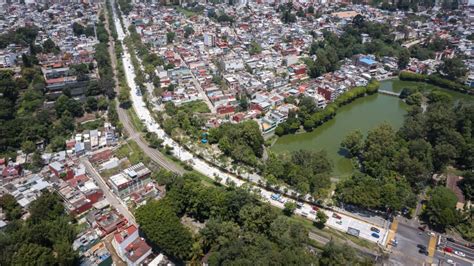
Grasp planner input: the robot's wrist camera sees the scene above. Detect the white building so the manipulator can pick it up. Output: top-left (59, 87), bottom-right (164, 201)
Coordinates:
top-left (112, 225), bottom-right (152, 266)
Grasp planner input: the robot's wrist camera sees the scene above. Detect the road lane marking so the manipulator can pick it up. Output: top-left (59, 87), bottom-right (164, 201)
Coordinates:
top-left (427, 234), bottom-right (437, 263)
top-left (386, 219), bottom-right (399, 248)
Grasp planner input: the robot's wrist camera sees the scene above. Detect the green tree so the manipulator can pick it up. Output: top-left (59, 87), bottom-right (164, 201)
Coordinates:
top-left (438, 57), bottom-right (468, 81)
top-left (166, 31), bottom-right (176, 44)
top-left (423, 186), bottom-right (460, 230)
top-left (340, 130), bottom-right (363, 158)
top-left (283, 201), bottom-right (297, 216)
top-left (406, 92), bottom-right (423, 106)
top-left (85, 96), bottom-right (98, 112)
top-left (184, 26), bottom-right (194, 38)
top-left (136, 200), bottom-right (193, 260)
top-left (11, 243), bottom-right (55, 266)
top-left (398, 48), bottom-right (410, 69)
top-left (42, 38), bottom-right (57, 53)
top-left (319, 241), bottom-right (362, 265)
top-left (72, 22), bottom-right (85, 36)
top-left (314, 211), bottom-right (328, 229)
top-left (0, 194), bottom-right (22, 220)
top-left (249, 40), bottom-right (262, 55)
top-left (362, 123), bottom-right (398, 178)
top-left (21, 140), bottom-right (36, 157)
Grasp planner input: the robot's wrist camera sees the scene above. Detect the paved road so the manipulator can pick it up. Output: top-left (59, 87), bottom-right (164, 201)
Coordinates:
top-left (106, 2), bottom-right (184, 175)
top-left (388, 220), bottom-right (432, 265)
top-left (438, 236), bottom-right (474, 264)
top-left (111, 0), bottom-right (390, 246)
top-left (81, 158), bottom-right (136, 224)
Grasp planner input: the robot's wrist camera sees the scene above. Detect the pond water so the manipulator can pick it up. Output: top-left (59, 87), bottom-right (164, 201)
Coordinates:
top-left (271, 81), bottom-right (409, 179)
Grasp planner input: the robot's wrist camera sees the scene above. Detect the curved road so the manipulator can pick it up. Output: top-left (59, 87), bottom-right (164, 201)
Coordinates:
top-left (108, 0), bottom-right (389, 247)
top-left (104, 3), bottom-right (184, 175)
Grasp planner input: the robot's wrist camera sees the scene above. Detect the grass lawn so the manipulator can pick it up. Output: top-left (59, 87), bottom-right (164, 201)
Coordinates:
top-left (78, 118), bottom-right (105, 131)
top-left (100, 166), bottom-right (122, 178)
top-left (126, 108), bottom-right (145, 132)
top-left (189, 170), bottom-right (219, 187)
top-left (115, 140), bottom-right (150, 165)
top-left (278, 207), bottom-right (379, 252)
top-left (180, 100), bottom-right (210, 113)
top-left (175, 6), bottom-right (199, 17)
top-left (389, 79), bottom-right (473, 101)
top-left (390, 79), bottom-right (444, 93)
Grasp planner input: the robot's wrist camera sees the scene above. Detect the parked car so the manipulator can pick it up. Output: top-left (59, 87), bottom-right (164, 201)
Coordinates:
top-left (301, 212), bottom-right (308, 218)
top-left (417, 244), bottom-right (427, 250)
top-left (312, 206), bottom-right (319, 211)
top-left (371, 233), bottom-right (380, 238)
top-left (419, 249), bottom-right (429, 256)
top-left (370, 227), bottom-right (380, 233)
top-left (391, 239), bottom-right (398, 247)
top-left (443, 247), bottom-right (453, 253)
top-left (446, 237), bottom-right (455, 242)
top-left (446, 259), bottom-right (454, 265)
top-left (332, 213), bottom-right (341, 219)
top-left (336, 220), bottom-right (342, 225)
top-left (418, 226), bottom-right (426, 231)
top-left (309, 210), bottom-right (316, 215)
top-left (454, 250), bottom-right (465, 257)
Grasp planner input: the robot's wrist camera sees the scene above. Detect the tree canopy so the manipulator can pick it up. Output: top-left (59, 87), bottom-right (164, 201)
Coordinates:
top-left (0, 191), bottom-right (78, 265)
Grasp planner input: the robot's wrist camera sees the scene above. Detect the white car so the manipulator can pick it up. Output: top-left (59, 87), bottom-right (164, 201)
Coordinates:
top-left (454, 250), bottom-right (465, 257)
top-left (446, 259), bottom-right (454, 265)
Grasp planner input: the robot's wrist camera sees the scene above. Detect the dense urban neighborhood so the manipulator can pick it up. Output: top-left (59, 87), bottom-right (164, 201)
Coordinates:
top-left (0, 0), bottom-right (473, 265)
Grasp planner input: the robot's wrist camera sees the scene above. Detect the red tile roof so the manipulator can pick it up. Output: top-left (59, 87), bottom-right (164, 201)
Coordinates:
top-left (125, 238), bottom-right (151, 263)
top-left (114, 224), bottom-right (138, 244)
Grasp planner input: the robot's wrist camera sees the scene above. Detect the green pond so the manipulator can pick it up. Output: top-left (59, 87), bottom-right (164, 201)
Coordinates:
top-left (272, 79), bottom-right (473, 179)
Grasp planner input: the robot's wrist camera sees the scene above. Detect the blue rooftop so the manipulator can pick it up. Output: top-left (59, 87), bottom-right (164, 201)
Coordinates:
top-left (360, 57), bottom-right (377, 66)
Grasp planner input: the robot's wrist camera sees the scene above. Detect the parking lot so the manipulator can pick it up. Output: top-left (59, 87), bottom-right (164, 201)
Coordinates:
top-left (263, 193), bottom-right (388, 245)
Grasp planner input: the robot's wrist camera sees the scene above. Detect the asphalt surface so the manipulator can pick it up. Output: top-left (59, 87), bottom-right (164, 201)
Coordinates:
top-left (106, 3), bottom-right (184, 175)
top-left (81, 158), bottom-right (136, 224)
top-left (111, 0), bottom-right (390, 245)
top-left (388, 221), bottom-right (432, 265)
top-left (437, 236), bottom-right (474, 265)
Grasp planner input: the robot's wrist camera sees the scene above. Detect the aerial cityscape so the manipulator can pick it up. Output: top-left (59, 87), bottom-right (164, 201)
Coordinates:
top-left (0, 0), bottom-right (473, 265)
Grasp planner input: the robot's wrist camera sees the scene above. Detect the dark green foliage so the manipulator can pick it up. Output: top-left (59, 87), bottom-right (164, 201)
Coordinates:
top-left (278, 3), bottom-right (297, 23)
top-left (208, 121), bottom-right (264, 166)
top-left (117, 0), bottom-right (133, 14)
top-left (423, 187), bottom-right (461, 230)
top-left (184, 26), bottom-right (194, 39)
top-left (277, 80), bottom-right (379, 137)
top-left (42, 38), bottom-right (60, 54)
top-left (248, 40), bottom-right (262, 55)
top-left (399, 71), bottom-right (471, 94)
top-left (0, 26), bottom-right (39, 49)
top-left (437, 57), bottom-right (468, 81)
top-left (336, 90), bottom-right (473, 215)
top-left (166, 31), bottom-right (175, 44)
top-left (336, 173), bottom-right (415, 211)
top-left (283, 201), bottom-right (297, 216)
top-left (264, 150), bottom-right (332, 196)
top-left (305, 18), bottom-right (402, 77)
top-left (459, 171), bottom-right (474, 202)
top-left (139, 173), bottom-right (336, 264)
top-left (136, 199), bottom-right (194, 260)
top-left (161, 101), bottom-right (208, 139)
top-left (0, 194), bottom-right (22, 220)
top-left (341, 130), bottom-right (364, 158)
top-left (0, 191), bottom-right (78, 265)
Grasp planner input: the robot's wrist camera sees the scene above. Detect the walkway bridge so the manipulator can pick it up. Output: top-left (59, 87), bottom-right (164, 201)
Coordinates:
top-left (379, 90), bottom-right (401, 97)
